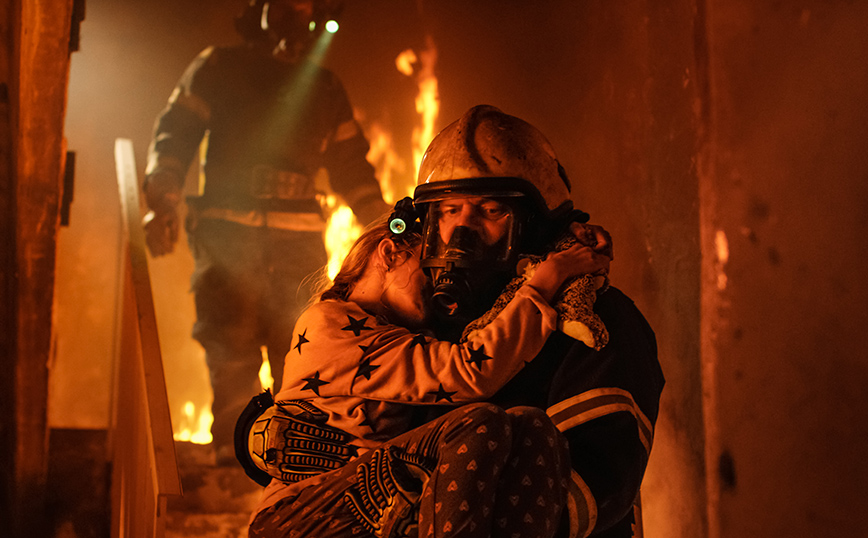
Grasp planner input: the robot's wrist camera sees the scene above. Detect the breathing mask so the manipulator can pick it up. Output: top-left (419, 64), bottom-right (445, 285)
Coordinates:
top-left (418, 195), bottom-right (524, 321)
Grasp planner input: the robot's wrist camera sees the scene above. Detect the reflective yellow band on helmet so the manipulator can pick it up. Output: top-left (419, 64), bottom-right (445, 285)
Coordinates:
top-left (547, 387), bottom-right (653, 454)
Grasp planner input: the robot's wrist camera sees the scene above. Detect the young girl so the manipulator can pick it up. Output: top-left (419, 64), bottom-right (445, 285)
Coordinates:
top-left (248, 215), bottom-right (610, 538)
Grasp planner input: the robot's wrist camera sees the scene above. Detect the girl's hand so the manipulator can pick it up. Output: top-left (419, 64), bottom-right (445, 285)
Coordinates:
top-left (527, 244), bottom-right (611, 303)
top-left (569, 222), bottom-right (614, 260)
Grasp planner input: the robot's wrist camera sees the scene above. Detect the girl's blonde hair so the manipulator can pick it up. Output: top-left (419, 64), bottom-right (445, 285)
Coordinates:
top-left (319, 217), bottom-right (422, 302)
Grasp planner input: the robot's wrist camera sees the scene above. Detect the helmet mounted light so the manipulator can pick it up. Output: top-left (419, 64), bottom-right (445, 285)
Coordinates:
top-left (236, 0), bottom-right (343, 47)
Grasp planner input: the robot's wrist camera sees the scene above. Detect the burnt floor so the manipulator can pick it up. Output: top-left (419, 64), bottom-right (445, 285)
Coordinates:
top-left (165, 442), bottom-right (263, 538)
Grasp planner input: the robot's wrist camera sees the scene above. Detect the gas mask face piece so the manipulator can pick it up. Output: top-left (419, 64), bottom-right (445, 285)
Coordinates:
top-left (419, 196), bottom-right (522, 321)
top-left (264, 1), bottom-right (313, 35)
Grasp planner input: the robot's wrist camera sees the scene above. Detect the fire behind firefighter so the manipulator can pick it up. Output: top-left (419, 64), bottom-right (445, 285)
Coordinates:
top-left (410, 105), bottom-right (665, 537)
top-left (142, 0), bottom-right (390, 463)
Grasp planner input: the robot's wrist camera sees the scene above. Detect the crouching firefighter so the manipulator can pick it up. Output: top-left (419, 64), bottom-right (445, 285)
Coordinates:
top-left (408, 105), bottom-right (665, 538)
top-left (234, 193), bottom-right (603, 537)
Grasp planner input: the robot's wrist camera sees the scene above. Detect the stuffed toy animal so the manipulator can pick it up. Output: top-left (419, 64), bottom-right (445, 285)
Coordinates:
top-left (461, 235), bottom-right (609, 350)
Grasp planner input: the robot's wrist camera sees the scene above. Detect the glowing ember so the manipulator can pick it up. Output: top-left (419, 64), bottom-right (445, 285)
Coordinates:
top-left (395, 49), bottom-right (417, 77)
top-left (715, 229), bottom-right (729, 290)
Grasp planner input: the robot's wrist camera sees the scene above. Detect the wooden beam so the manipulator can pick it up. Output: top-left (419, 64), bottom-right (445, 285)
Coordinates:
top-left (0, 0), bottom-right (21, 529)
top-left (2, 0), bottom-right (75, 536)
top-left (111, 138), bottom-right (181, 538)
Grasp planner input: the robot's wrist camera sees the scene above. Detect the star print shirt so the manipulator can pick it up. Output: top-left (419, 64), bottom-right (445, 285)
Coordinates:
top-left (275, 284), bottom-right (558, 449)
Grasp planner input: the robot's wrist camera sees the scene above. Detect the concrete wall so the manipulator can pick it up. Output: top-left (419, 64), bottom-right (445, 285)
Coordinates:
top-left (541, 3), bottom-right (706, 536)
top-left (54, 0), bottom-right (868, 536)
top-left (701, 1), bottom-right (868, 536)
top-left (5, 0), bottom-right (76, 534)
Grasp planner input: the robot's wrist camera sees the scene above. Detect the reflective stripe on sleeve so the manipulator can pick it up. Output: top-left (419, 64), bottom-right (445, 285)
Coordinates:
top-left (565, 469), bottom-right (598, 538)
top-left (168, 86), bottom-right (212, 123)
top-left (547, 387), bottom-right (654, 454)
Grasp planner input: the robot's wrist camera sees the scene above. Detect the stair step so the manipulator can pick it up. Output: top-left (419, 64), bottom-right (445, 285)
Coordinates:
top-left (167, 442), bottom-right (263, 538)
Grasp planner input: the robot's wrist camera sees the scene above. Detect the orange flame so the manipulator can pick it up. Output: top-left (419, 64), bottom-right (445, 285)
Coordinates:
top-left (323, 195), bottom-right (363, 280)
top-left (397, 35), bottom-right (440, 183)
top-left (365, 119), bottom-right (407, 206)
top-left (174, 348), bottom-right (273, 445)
top-left (173, 400), bottom-right (214, 444)
top-left (323, 34), bottom-right (439, 277)
top-left (259, 345), bottom-right (275, 391)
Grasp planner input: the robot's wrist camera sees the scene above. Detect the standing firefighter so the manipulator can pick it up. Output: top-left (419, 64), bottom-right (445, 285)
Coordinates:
top-left (142, 0), bottom-right (389, 463)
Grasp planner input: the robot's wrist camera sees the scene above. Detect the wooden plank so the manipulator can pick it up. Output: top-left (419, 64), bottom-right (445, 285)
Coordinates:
top-left (111, 137), bottom-right (182, 538)
top-left (6, 0), bottom-right (74, 536)
top-left (114, 137), bottom-right (182, 498)
top-left (113, 257), bottom-right (140, 538)
top-left (0, 0), bottom-right (19, 528)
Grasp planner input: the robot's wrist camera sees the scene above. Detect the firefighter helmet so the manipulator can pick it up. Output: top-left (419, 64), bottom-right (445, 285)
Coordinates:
top-left (411, 106), bottom-right (584, 321)
top-left (235, 0), bottom-right (343, 48)
top-left (414, 105), bottom-right (574, 220)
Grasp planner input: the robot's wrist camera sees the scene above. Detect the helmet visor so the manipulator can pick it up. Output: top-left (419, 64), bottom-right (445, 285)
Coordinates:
top-left (419, 195), bottom-right (521, 273)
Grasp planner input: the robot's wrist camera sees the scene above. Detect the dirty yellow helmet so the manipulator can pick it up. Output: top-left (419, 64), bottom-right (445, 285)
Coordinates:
top-left (412, 106), bottom-right (586, 322)
top-left (414, 104), bottom-right (574, 220)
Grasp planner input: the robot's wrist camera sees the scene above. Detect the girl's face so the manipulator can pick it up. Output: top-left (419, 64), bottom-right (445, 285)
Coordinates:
top-left (381, 245), bottom-right (432, 330)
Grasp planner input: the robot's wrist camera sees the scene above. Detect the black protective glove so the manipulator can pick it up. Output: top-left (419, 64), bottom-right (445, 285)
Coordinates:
top-left (344, 446), bottom-right (433, 538)
top-left (235, 391), bottom-right (358, 486)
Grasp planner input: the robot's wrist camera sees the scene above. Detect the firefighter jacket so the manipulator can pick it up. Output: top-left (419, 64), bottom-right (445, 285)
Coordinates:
top-left (146, 44), bottom-right (386, 229)
top-left (489, 287), bottom-right (664, 538)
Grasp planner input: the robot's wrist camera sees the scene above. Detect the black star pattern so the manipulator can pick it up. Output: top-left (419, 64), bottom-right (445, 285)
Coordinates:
top-left (342, 315), bottom-right (373, 337)
top-left (358, 344), bottom-right (370, 355)
top-left (355, 357), bottom-right (380, 380)
top-left (410, 334), bottom-right (429, 349)
top-left (293, 329), bottom-right (310, 354)
top-left (428, 383), bottom-right (458, 403)
top-left (301, 371), bottom-right (329, 396)
top-left (465, 345), bottom-right (492, 370)
top-left (359, 408), bottom-right (375, 431)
